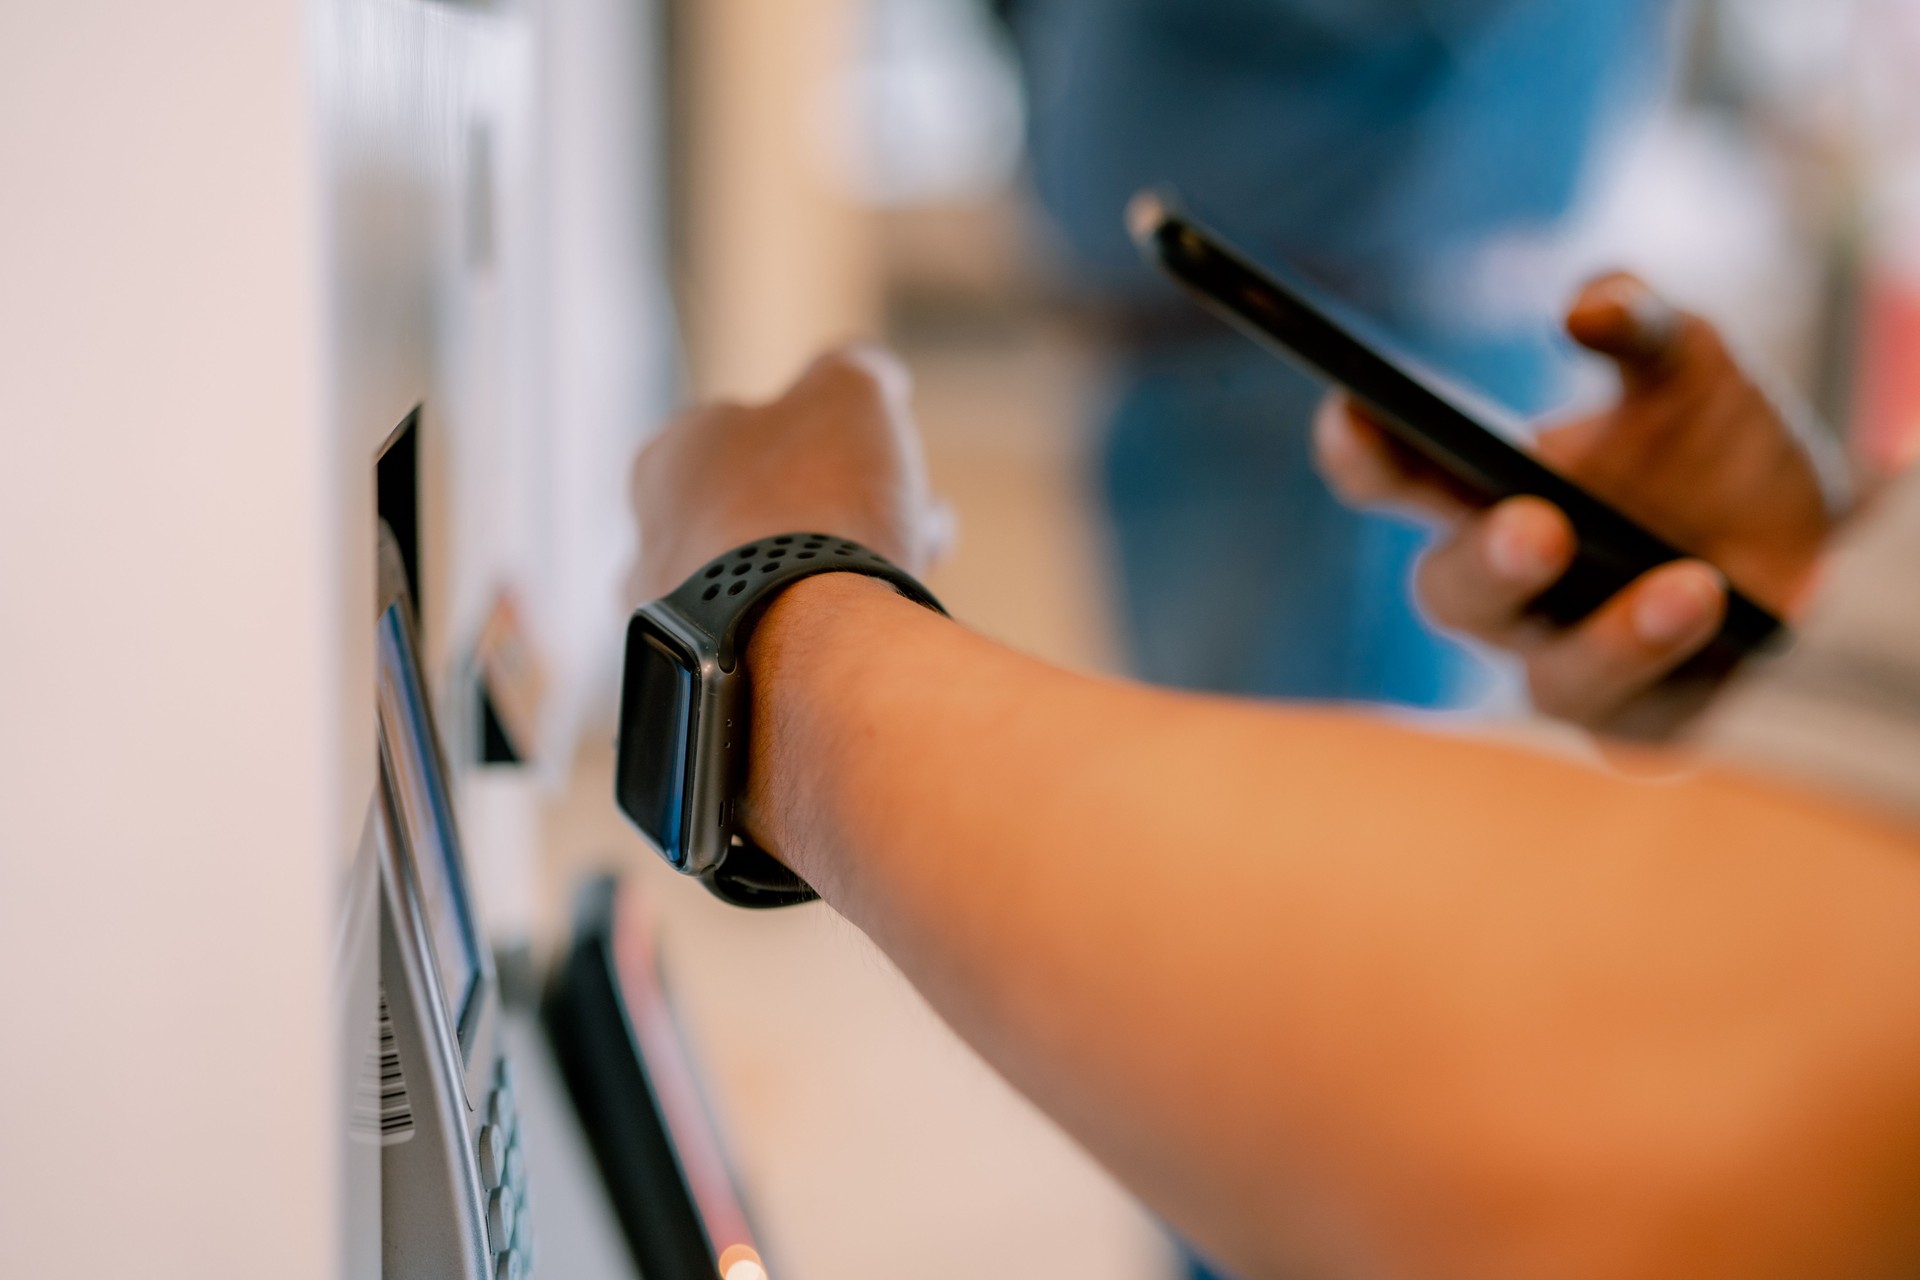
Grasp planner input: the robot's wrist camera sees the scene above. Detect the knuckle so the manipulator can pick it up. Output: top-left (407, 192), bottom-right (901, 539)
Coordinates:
top-left (809, 346), bottom-right (871, 380)
top-left (805, 344), bottom-right (903, 401)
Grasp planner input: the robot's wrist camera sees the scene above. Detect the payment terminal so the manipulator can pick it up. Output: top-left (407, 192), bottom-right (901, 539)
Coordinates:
top-left (376, 532), bottom-right (537, 1280)
top-left (372, 523), bottom-right (764, 1280)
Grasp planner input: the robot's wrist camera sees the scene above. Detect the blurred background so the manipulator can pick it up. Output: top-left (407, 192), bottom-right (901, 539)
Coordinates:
top-left (14, 1), bottom-right (1920, 1277)
top-left (20, 2), bottom-right (1920, 1279)
top-left (538, 2), bottom-right (1920, 1278)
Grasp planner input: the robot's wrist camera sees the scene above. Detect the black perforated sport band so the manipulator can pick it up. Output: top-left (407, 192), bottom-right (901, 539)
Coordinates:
top-left (664, 533), bottom-right (947, 908)
top-left (666, 532), bottom-right (946, 671)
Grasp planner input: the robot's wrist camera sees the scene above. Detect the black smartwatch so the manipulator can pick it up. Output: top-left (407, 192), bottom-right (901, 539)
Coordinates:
top-left (614, 533), bottom-right (946, 908)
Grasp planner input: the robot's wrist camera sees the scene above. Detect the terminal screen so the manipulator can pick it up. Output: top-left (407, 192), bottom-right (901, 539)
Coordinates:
top-left (378, 603), bottom-right (482, 1038)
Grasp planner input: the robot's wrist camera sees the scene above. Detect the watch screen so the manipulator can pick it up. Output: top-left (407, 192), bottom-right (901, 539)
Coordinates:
top-left (617, 622), bottom-right (696, 865)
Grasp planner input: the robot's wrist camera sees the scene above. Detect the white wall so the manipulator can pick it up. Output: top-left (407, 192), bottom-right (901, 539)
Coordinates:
top-left (0, 5), bottom-right (337, 1277)
top-left (0, 0), bottom-right (665, 1272)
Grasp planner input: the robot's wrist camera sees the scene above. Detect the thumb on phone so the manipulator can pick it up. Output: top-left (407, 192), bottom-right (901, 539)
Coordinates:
top-left (1563, 273), bottom-right (1691, 390)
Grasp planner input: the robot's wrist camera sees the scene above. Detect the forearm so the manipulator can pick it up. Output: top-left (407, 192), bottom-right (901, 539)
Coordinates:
top-left (743, 575), bottom-right (1920, 1279)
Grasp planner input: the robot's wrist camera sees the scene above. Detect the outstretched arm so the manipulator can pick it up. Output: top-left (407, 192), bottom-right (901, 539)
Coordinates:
top-left (633, 349), bottom-right (1920, 1280)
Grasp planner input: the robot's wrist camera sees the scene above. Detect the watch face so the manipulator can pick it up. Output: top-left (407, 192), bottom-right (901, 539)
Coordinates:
top-left (616, 615), bottom-right (699, 868)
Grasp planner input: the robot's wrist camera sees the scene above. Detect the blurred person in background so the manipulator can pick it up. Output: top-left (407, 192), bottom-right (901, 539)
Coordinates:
top-left (994, 0), bottom-right (1673, 708)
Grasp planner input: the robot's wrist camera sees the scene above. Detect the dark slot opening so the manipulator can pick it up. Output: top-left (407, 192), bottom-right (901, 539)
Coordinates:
top-left (376, 409), bottom-right (424, 618)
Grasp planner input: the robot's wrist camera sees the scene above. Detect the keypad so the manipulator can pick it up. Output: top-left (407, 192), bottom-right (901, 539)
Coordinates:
top-left (486, 1187), bottom-right (516, 1251)
top-left (479, 1057), bottom-right (533, 1277)
top-left (476, 1124), bottom-right (507, 1190)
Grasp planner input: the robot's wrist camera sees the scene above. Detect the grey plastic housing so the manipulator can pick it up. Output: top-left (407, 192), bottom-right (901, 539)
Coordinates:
top-left (375, 532), bottom-right (515, 1279)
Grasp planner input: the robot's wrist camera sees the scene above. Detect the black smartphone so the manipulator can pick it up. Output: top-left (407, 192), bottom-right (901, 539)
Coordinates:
top-left (1127, 192), bottom-right (1786, 681)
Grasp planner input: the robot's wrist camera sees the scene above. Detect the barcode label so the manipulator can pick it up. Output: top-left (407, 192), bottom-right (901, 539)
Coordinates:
top-left (375, 986), bottom-right (416, 1143)
top-left (352, 984), bottom-right (417, 1145)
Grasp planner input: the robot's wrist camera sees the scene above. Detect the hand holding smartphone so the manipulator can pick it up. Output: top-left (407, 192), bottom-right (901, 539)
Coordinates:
top-left (1127, 192), bottom-right (1787, 692)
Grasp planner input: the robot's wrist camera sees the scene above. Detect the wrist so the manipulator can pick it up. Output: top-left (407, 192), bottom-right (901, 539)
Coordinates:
top-left (617, 532), bottom-right (940, 908)
top-left (738, 572), bottom-right (920, 875)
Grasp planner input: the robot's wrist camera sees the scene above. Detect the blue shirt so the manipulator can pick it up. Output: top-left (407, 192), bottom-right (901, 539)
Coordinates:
top-left (1008, 0), bottom-right (1670, 318)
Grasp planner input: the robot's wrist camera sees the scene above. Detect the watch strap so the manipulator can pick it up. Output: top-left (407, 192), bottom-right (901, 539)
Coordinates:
top-left (664, 533), bottom-right (946, 908)
top-left (665, 533), bottom-right (946, 671)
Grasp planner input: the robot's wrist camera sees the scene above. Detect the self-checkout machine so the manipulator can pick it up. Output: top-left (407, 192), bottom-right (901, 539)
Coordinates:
top-left (2, 3), bottom-right (756, 1279)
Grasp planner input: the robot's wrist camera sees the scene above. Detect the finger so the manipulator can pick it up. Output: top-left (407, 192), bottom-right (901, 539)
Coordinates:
top-left (1564, 273), bottom-right (1688, 390)
top-left (1413, 497), bottom-right (1576, 642)
top-left (1565, 272), bottom-right (1746, 408)
top-left (1312, 393), bottom-right (1480, 524)
top-left (790, 341), bottom-right (914, 412)
top-left (1529, 411), bottom-right (1610, 472)
top-left (843, 340), bottom-right (914, 399)
top-left (1525, 560), bottom-right (1728, 726)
